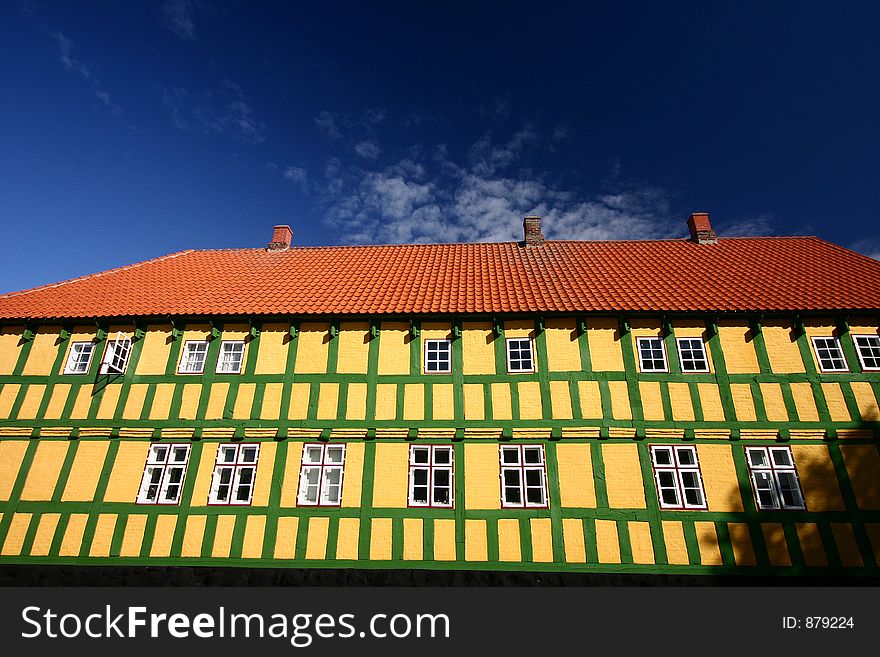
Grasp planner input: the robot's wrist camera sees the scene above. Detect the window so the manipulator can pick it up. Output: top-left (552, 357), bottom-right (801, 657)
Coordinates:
top-left (99, 332), bottom-right (132, 374)
top-left (506, 338), bottom-right (535, 373)
top-left (423, 339), bottom-right (452, 374)
top-left (676, 337), bottom-right (710, 373)
top-left (745, 447), bottom-right (804, 510)
top-left (216, 340), bottom-right (245, 374)
top-left (63, 341), bottom-right (96, 374)
top-left (811, 336), bottom-right (847, 372)
top-left (178, 340), bottom-right (209, 374)
top-left (650, 445), bottom-right (707, 509)
top-left (500, 444), bottom-right (548, 508)
top-left (408, 445), bottom-right (454, 507)
top-left (637, 337), bottom-right (668, 372)
top-left (297, 443), bottom-right (345, 506)
top-left (852, 334), bottom-right (880, 371)
top-left (208, 443), bottom-right (260, 505)
top-left (136, 443), bottom-right (191, 504)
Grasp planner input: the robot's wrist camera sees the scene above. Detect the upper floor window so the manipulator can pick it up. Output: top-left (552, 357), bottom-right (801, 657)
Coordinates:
top-left (99, 332), bottom-right (132, 374)
top-left (178, 340), bottom-right (209, 374)
top-left (650, 445), bottom-right (706, 510)
top-left (745, 446), bottom-right (804, 510)
top-left (811, 336), bottom-right (848, 372)
top-left (500, 444), bottom-right (548, 508)
top-left (216, 340), bottom-right (246, 374)
top-left (852, 334), bottom-right (880, 371)
top-left (409, 445), bottom-right (454, 507)
top-left (63, 341), bottom-right (95, 374)
top-left (676, 337), bottom-right (709, 372)
top-left (506, 338), bottom-right (535, 373)
top-left (136, 443), bottom-right (191, 505)
top-left (298, 443), bottom-right (345, 506)
top-left (424, 339), bottom-right (452, 374)
top-left (209, 443), bottom-right (259, 505)
top-left (637, 337), bottom-right (668, 372)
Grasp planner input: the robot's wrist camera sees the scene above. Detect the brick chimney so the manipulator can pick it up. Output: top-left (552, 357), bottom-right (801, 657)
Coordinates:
top-left (268, 225), bottom-right (293, 251)
top-left (522, 215), bottom-right (545, 247)
top-left (687, 212), bottom-right (718, 244)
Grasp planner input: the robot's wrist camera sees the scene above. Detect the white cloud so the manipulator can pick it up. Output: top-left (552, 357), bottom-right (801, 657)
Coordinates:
top-left (162, 0), bottom-right (197, 40)
top-left (283, 166), bottom-right (308, 191)
top-left (715, 215), bottom-right (775, 236)
top-left (354, 140), bottom-right (381, 160)
top-left (54, 32), bottom-right (122, 114)
top-left (158, 80), bottom-right (265, 143)
top-left (849, 239), bottom-right (880, 261)
top-left (314, 110), bottom-right (342, 139)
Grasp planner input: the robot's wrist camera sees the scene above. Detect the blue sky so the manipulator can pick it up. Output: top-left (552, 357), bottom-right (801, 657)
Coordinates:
top-left (1, 1), bottom-right (878, 294)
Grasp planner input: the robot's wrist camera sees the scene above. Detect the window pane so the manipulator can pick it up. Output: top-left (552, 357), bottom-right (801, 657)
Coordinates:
top-left (652, 447), bottom-right (673, 466)
top-left (325, 446), bottom-right (344, 464)
top-left (676, 448), bottom-right (696, 466)
top-left (433, 447), bottom-right (452, 465)
top-left (433, 469), bottom-right (450, 486)
top-left (771, 449), bottom-right (793, 467)
top-left (219, 446), bottom-right (237, 463)
top-left (526, 487), bottom-right (544, 505)
top-left (413, 468), bottom-right (428, 485)
top-left (660, 488), bottom-right (679, 506)
top-left (501, 448), bottom-right (520, 465)
top-left (747, 448), bottom-right (769, 468)
top-left (503, 469), bottom-right (521, 487)
top-left (171, 446), bottom-right (189, 463)
top-left (524, 469), bottom-right (543, 486)
top-left (433, 486), bottom-right (450, 505)
top-left (304, 446), bottom-right (324, 464)
top-left (412, 447), bottom-right (430, 464)
top-left (504, 487), bottom-right (522, 504)
top-left (412, 486), bottom-right (429, 503)
top-left (241, 446), bottom-right (258, 463)
top-left (523, 447), bottom-right (543, 464)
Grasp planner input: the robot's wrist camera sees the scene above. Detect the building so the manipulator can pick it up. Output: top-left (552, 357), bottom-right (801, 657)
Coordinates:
top-left (0, 213), bottom-right (879, 578)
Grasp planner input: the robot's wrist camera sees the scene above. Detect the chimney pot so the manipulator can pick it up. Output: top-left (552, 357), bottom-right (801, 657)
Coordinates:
top-left (268, 225), bottom-right (293, 250)
top-left (522, 215), bottom-right (545, 247)
top-left (687, 212), bottom-right (718, 244)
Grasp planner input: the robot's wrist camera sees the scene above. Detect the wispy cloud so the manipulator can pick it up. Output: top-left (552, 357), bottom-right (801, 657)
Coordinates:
top-left (715, 215), bottom-right (776, 237)
top-left (314, 110), bottom-right (342, 139)
top-left (354, 140), bottom-right (381, 160)
top-left (849, 239), bottom-right (880, 261)
top-left (283, 166), bottom-right (308, 192)
top-left (162, 0), bottom-right (198, 41)
top-left (53, 32), bottom-right (122, 114)
top-left (158, 80), bottom-right (265, 143)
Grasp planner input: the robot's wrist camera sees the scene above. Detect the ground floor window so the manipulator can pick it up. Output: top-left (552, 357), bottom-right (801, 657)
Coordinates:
top-left (500, 444), bottom-right (548, 508)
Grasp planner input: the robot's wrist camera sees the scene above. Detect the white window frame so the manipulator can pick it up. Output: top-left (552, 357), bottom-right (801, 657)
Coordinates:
top-left (745, 446), bottom-right (805, 510)
top-left (63, 341), bottom-right (96, 375)
top-left (852, 334), bottom-right (880, 371)
top-left (810, 336), bottom-right (848, 372)
top-left (215, 340), bottom-right (246, 374)
top-left (99, 331), bottom-right (132, 374)
top-left (499, 444), bottom-right (548, 508)
top-left (423, 339), bottom-right (452, 374)
top-left (408, 444), bottom-right (454, 508)
top-left (650, 445), bottom-right (707, 510)
top-left (676, 337), bottom-right (710, 373)
top-left (297, 443), bottom-right (346, 507)
top-left (506, 337), bottom-right (536, 373)
top-left (178, 340), bottom-right (210, 374)
top-left (637, 336), bottom-right (669, 373)
top-left (136, 443), bottom-right (191, 505)
top-left (208, 443), bottom-right (260, 506)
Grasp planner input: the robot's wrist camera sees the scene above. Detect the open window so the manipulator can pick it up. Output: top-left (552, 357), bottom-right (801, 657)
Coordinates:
top-left (99, 331), bottom-right (132, 374)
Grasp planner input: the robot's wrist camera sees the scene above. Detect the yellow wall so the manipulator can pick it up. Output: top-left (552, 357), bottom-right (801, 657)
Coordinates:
top-left (371, 442), bottom-right (409, 508)
top-left (377, 322), bottom-right (410, 375)
top-left (717, 321), bottom-right (759, 373)
top-left (465, 443), bottom-right (500, 510)
top-left (294, 322), bottom-right (329, 374)
top-left (556, 443), bottom-right (595, 507)
top-left (587, 318), bottom-right (623, 371)
top-left (602, 443), bottom-right (645, 508)
top-left (545, 318), bottom-right (581, 371)
top-left (20, 440), bottom-right (69, 501)
top-left (762, 321), bottom-right (805, 373)
top-left (135, 325), bottom-right (173, 375)
top-left (695, 444), bottom-right (743, 512)
top-left (791, 445), bottom-right (846, 511)
top-left (0, 326), bottom-right (24, 374)
top-left (22, 327), bottom-right (61, 376)
top-left (0, 441), bottom-right (29, 500)
top-left (337, 322), bottom-right (370, 374)
top-left (461, 322), bottom-right (495, 374)
top-left (61, 440), bottom-right (110, 501)
top-left (839, 445), bottom-right (880, 509)
top-left (103, 441), bottom-right (151, 503)
top-left (255, 323), bottom-right (289, 374)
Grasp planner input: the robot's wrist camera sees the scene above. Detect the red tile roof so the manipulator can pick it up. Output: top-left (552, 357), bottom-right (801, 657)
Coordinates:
top-left (1, 237), bottom-right (880, 320)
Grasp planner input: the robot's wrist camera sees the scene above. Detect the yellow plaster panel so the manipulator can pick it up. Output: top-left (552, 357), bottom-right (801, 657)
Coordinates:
top-left (30, 513), bottom-right (61, 556)
top-left (517, 381), bottom-right (543, 420)
top-left (839, 445), bottom-right (880, 509)
top-left (549, 380), bottom-right (573, 419)
top-left (562, 518), bottom-right (586, 563)
top-left (346, 382), bottom-right (367, 420)
top-left (372, 442), bottom-right (409, 508)
top-left (821, 383), bottom-right (852, 422)
top-left (421, 322), bottom-right (453, 341)
top-left (70, 385), bottom-right (94, 419)
top-left (59, 514), bottom-right (89, 557)
top-left (697, 383), bottom-right (725, 422)
top-left (176, 384), bottom-right (201, 420)
top-left (44, 384), bottom-right (71, 420)
top-left (0, 327), bottom-right (24, 374)
top-left (789, 383), bottom-right (820, 422)
top-left (316, 382), bottom-right (340, 420)
top-left (377, 321), bottom-right (410, 375)
top-left (103, 441), bottom-right (151, 503)
top-left (89, 514), bottom-right (117, 557)
top-left (62, 440), bottom-right (110, 501)
top-left (17, 384), bottom-right (46, 420)
top-left (232, 382), bottom-right (255, 419)
top-left (288, 383), bottom-right (310, 420)
top-left (220, 324), bottom-right (250, 341)
top-left (639, 381), bottom-right (664, 421)
top-left (370, 517), bottom-right (393, 560)
top-left (556, 443), bottom-right (595, 508)
top-left (727, 522), bottom-right (757, 566)
top-left (662, 521), bottom-right (689, 565)
top-left (0, 384), bottom-right (21, 419)
top-left (279, 442), bottom-right (303, 508)
top-left (848, 317), bottom-right (880, 335)
top-left (602, 443), bottom-right (646, 508)
top-left (792, 444), bottom-right (846, 511)
top-left (464, 443), bottom-right (501, 510)
top-left (434, 519), bottom-right (456, 561)
top-left (305, 517), bottom-right (330, 559)
top-left (149, 515), bottom-right (177, 557)
top-left (403, 383), bottom-right (424, 421)
top-left (694, 521), bottom-right (722, 565)
top-left (260, 382), bottom-right (283, 420)
top-left (503, 319), bottom-right (535, 339)
top-left (696, 444), bottom-right (744, 512)
top-left (795, 523), bottom-right (828, 566)
top-left (762, 523), bottom-right (792, 566)
top-left (730, 384), bottom-right (757, 421)
top-left (608, 380), bottom-right (632, 420)
top-left (717, 321), bottom-right (759, 373)
top-left (337, 322), bottom-right (370, 374)
top-left (135, 325), bottom-right (173, 375)
top-left (530, 518), bottom-right (553, 562)
top-left (1, 513), bottom-right (31, 556)
top-left (181, 515), bottom-right (207, 557)
top-left (850, 382), bottom-right (879, 421)
top-left (336, 518), bottom-right (360, 560)
top-left (763, 321), bottom-right (805, 373)
top-left (545, 318), bottom-right (581, 371)
top-left (463, 384), bottom-right (485, 420)
top-left (341, 442), bottom-right (364, 507)
top-left (465, 519), bottom-right (488, 561)
top-left (668, 382), bottom-right (695, 421)
top-left (577, 380), bottom-right (602, 419)
top-left (190, 442), bottom-right (219, 507)
top-left (22, 327), bottom-right (61, 376)
top-left (202, 383), bottom-right (229, 421)
top-left (241, 515), bottom-right (266, 559)
top-left (832, 524), bottom-right (863, 567)
top-left (274, 516), bottom-right (299, 559)
top-left (252, 441), bottom-right (277, 507)
top-left (461, 322), bottom-right (495, 375)
top-left (595, 519), bottom-right (621, 563)
top-left (759, 383), bottom-right (788, 421)
top-left (0, 440), bottom-right (28, 501)
top-left (628, 521), bottom-right (655, 564)
top-left (120, 514), bottom-right (147, 557)
top-left (21, 440), bottom-right (69, 501)
top-left (587, 318), bottom-right (624, 371)
top-left (432, 383), bottom-right (454, 420)
top-left (122, 384), bottom-right (148, 420)
top-left (149, 383), bottom-right (175, 420)
top-left (403, 517), bottom-right (423, 560)
top-left (255, 323), bottom-right (290, 375)
top-left (803, 319), bottom-right (837, 370)
top-left (374, 384), bottom-right (397, 420)
top-left (497, 518), bottom-right (521, 562)
top-left (294, 322), bottom-right (330, 374)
